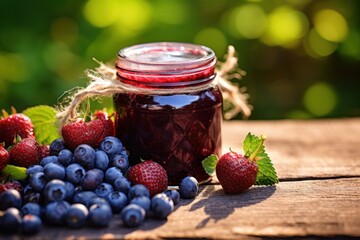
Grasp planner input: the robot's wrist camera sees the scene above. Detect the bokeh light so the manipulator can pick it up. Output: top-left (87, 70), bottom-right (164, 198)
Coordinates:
top-left (314, 9), bottom-right (348, 43)
top-left (153, 0), bottom-right (188, 25)
top-left (0, 53), bottom-right (26, 83)
top-left (230, 4), bottom-right (267, 39)
top-left (304, 29), bottom-right (338, 58)
top-left (303, 82), bottom-right (337, 117)
top-left (261, 6), bottom-right (309, 48)
top-left (42, 43), bottom-right (81, 81)
top-left (83, 0), bottom-right (120, 28)
top-left (112, 0), bottom-right (152, 32)
top-left (0, 0), bottom-right (359, 118)
top-left (194, 28), bottom-right (228, 56)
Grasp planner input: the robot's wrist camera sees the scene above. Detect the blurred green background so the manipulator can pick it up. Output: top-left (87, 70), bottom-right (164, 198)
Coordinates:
top-left (0, 0), bottom-right (359, 119)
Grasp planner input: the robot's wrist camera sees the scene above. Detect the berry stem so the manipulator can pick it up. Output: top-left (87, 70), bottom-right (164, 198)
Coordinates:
top-left (249, 135), bottom-right (266, 161)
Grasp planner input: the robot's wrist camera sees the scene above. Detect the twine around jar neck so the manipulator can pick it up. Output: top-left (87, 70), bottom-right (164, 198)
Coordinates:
top-left (56, 45), bottom-right (252, 127)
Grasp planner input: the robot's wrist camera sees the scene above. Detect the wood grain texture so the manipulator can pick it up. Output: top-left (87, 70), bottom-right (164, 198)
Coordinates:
top-left (222, 118), bottom-right (360, 180)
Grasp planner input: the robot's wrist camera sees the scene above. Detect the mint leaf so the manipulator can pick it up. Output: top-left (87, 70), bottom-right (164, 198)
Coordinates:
top-left (256, 157), bottom-right (278, 185)
top-left (3, 165), bottom-right (27, 180)
top-left (202, 154), bottom-right (219, 176)
top-left (23, 105), bottom-right (60, 145)
top-left (243, 132), bottom-right (278, 185)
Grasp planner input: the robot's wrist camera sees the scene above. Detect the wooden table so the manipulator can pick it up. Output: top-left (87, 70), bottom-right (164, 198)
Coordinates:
top-left (15, 118), bottom-right (360, 239)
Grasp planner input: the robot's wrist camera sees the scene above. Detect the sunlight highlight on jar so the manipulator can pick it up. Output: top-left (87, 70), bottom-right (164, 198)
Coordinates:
top-left (194, 28), bottom-right (228, 56)
top-left (261, 6), bottom-right (309, 48)
top-left (232, 4), bottom-right (267, 39)
top-left (303, 82), bottom-right (337, 117)
top-left (304, 29), bottom-right (338, 58)
top-left (83, 0), bottom-right (120, 28)
top-left (314, 9), bottom-right (348, 43)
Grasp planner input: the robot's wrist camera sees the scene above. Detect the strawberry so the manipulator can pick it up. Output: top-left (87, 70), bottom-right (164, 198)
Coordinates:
top-left (0, 145), bottom-right (10, 172)
top-left (10, 138), bottom-right (42, 168)
top-left (127, 160), bottom-right (168, 197)
top-left (202, 133), bottom-right (278, 194)
top-left (0, 181), bottom-right (23, 194)
top-left (61, 118), bottom-right (105, 150)
top-left (93, 110), bottom-right (115, 137)
top-left (0, 107), bottom-right (35, 148)
top-left (216, 151), bottom-right (258, 194)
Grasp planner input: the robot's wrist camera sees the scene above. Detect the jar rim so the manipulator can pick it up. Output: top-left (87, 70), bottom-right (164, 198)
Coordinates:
top-left (116, 42), bottom-right (216, 88)
top-left (117, 42), bottom-right (215, 70)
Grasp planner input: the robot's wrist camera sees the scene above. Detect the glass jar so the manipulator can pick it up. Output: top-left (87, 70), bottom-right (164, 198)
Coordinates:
top-left (113, 42), bottom-right (222, 185)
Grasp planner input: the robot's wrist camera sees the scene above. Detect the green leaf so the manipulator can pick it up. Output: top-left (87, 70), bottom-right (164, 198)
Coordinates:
top-left (23, 105), bottom-right (60, 145)
top-left (201, 154), bottom-right (219, 176)
top-left (3, 164), bottom-right (27, 180)
top-left (243, 132), bottom-right (278, 186)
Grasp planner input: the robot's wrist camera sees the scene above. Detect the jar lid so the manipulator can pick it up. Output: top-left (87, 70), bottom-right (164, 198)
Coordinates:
top-left (116, 42), bottom-right (216, 87)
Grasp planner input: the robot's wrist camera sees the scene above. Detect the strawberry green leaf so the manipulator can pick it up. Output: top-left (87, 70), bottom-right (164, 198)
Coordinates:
top-left (202, 154), bottom-right (219, 176)
top-left (2, 164), bottom-right (27, 180)
top-left (243, 132), bottom-right (278, 185)
top-left (23, 105), bottom-right (60, 145)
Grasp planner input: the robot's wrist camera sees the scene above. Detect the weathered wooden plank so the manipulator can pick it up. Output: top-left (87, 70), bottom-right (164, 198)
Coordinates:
top-left (222, 118), bottom-right (360, 180)
top-left (19, 178), bottom-right (360, 240)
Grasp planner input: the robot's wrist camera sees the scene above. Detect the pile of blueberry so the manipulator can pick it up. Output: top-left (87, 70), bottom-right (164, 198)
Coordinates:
top-left (0, 136), bottom-right (199, 235)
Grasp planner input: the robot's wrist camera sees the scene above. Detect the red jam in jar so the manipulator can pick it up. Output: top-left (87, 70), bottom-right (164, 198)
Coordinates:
top-left (113, 42), bottom-right (222, 185)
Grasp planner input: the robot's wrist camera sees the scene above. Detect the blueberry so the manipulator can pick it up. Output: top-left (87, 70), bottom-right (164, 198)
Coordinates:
top-left (49, 138), bottom-right (66, 155)
top-left (128, 184), bottom-right (150, 201)
top-left (73, 191), bottom-right (97, 206)
top-left (120, 204), bottom-right (145, 227)
top-left (81, 169), bottom-right (104, 190)
top-left (21, 214), bottom-right (42, 235)
top-left (94, 150), bottom-right (109, 171)
top-left (64, 181), bottom-right (76, 201)
top-left (26, 165), bottom-right (44, 176)
top-left (179, 176), bottom-right (199, 199)
top-left (65, 203), bottom-right (89, 229)
top-left (0, 189), bottom-right (22, 210)
top-left (88, 204), bottom-right (112, 227)
top-left (44, 179), bottom-right (67, 202)
top-left (151, 193), bottom-right (174, 219)
top-left (95, 183), bottom-right (114, 198)
top-left (104, 167), bottom-right (123, 184)
top-left (44, 162), bottom-right (65, 180)
top-left (111, 154), bottom-right (129, 173)
top-left (113, 177), bottom-right (131, 195)
top-left (29, 172), bottom-right (46, 192)
top-left (74, 144), bottom-right (96, 169)
top-left (58, 149), bottom-right (73, 166)
top-left (106, 191), bottom-right (128, 213)
top-left (44, 201), bottom-right (70, 226)
top-left (0, 208), bottom-right (22, 233)
top-left (87, 197), bottom-right (110, 209)
top-left (21, 203), bottom-right (42, 217)
top-left (99, 136), bottom-right (123, 156)
top-left (40, 155), bottom-right (59, 166)
top-left (164, 189), bottom-right (180, 205)
top-left (66, 163), bottom-right (86, 185)
top-left (22, 185), bottom-right (42, 204)
top-left (130, 196), bottom-right (151, 213)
